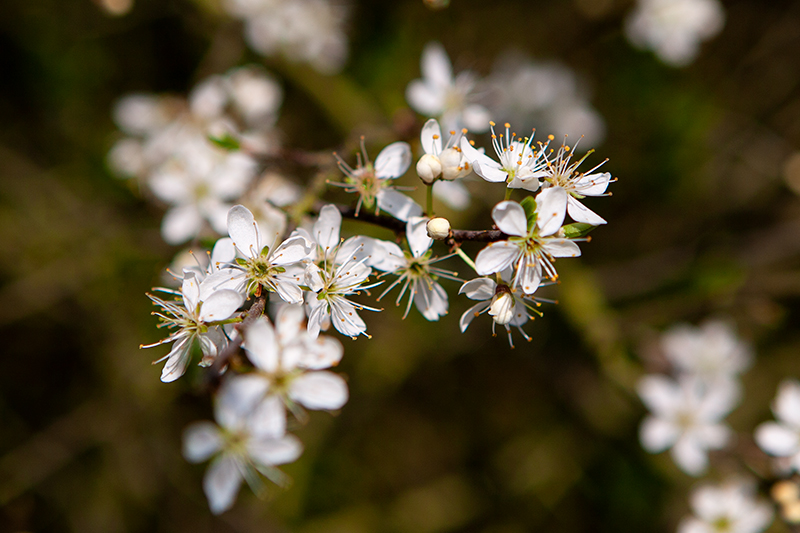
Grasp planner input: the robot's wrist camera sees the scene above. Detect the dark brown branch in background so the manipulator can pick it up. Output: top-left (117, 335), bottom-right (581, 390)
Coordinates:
top-left (449, 229), bottom-right (506, 243)
top-left (205, 291), bottom-right (267, 390)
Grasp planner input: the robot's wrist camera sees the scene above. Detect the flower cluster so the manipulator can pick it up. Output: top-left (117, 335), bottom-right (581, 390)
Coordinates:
top-left (637, 320), bottom-right (752, 475)
top-left (124, 39), bottom-right (615, 515)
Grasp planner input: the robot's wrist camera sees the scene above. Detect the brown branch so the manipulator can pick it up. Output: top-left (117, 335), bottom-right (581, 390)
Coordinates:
top-left (449, 229), bottom-right (507, 243)
top-left (205, 291), bottom-right (267, 390)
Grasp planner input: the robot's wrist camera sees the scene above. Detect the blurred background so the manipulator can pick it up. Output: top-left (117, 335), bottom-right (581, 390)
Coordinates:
top-left (3, 0), bottom-right (800, 531)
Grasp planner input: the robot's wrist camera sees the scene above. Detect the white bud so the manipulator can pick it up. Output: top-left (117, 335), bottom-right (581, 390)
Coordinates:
top-left (439, 147), bottom-right (469, 180)
top-left (488, 291), bottom-right (514, 325)
top-left (416, 153), bottom-right (442, 184)
top-left (426, 217), bottom-right (451, 240)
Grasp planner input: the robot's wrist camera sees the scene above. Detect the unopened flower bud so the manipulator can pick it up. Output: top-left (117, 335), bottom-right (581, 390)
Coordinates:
top-left (426, 217), bottom-right (451, 240)
top-left (488, 290), bottom-right (515, 325)
top-left (416, 153), bottom-right (442, 184)
top-left (439, 147), bottom-right (469, 180)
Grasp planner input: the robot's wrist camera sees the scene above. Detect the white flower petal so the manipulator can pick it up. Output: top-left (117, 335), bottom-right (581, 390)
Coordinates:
top-left (671, 436), bottom-right (709, 476)
top-left (374, 142), bottom-right (412, 179)
top-left (162, 204), bottom-right (203, 245)
top-left (376, 189), bottom-right (422, 221)
top-left (407, 216), bottom-right (433, 258)
top-left (289, 371), bottom-right (349, 410)
top-left (541, 238), bottom-right (581, 258)
top-left (535, 186), bottom-right (567, 236)
top-left (216, 374), bottom-right (269, 431)
top-left (755, 422), bottom-right (800, 457)
top-left (774, 380), bottom-right (800, 428)
top-left (204, 454), bottom-right (243, 515)
top-left (182, 270), bottom-right (201, 311)
top-left (640, 416), bottom-right (680, 452)
top-left (420, 118), bottom-right (443, 155)
top-left (421, 42), bottom-right (453, 89)
top-left (227, 205), bottom-right (260, 257)
top-left (198, 289), bottom-right (244, 323)
top-left (406, 80), bottom-right (444, 116)
top-left (183, 422), bottom-right (223, 463)
top-left (475, 241), bottom-right (521, 275)
top-left (432, 179), bottom-right (470, 211)
top-left (459, 277), bottom-right (496, 300)
top-left (248, 434), bottom-right (303, 467)
top-left (566, 196), bottom-right (606, 225)
top-left (243, 316), bottom-right (279, 372)
top-left (160, 337), bottom-right (192, 383)
top-left (459, 301), bottom-right (489, 332)
top-left (330, 298), bottom-right (366, 337)
top-left (414, 279), bottom-right (449, 321)
top-left (313, 205), bottom-right (342, 255)
top-left (250, 395), bottom-right (286, 439)
top-left (492, 201), bottom-right (528, 237)
top-left (461, 104), bottom-right (491, 133)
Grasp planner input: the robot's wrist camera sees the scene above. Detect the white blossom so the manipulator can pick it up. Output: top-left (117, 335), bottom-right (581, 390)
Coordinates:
top-left (332, 140), bottom-right (422, 221)
top-left (142, 270), bottom-right (244, 382)
top-left (183, 377), bottom-right (303, 514)
top-left (224, 0), bottom-right (349, 74)
top-left (371, 216), bottom-right (458, 321)
top-left (458, 273), bottom-right (544, 347)
top-left (474, 193), bottom-right (581, 294)
top-left (406, 42), bottom-right (491, 133)
top-left (460, 122), bottom-right (549, 191)
top-left (678, 479), bottom-right (773, 533)
top-left (538, 138), bottom-right (613, 226)
top-left (625, 0), bottom-right (725, 67)
top-left (754, 379), bottom-right (800, 472)
top-left (661, 320), bottom-right (753, 384)
top-left (207, 205), bottom-right (314, 303)
top-left (638, 374), bottom-right (738, 475)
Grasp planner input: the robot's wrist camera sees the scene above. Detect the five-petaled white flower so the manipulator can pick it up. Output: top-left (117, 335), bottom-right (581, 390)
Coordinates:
top-left (406, 42), bottom-right (491, 133)
top-left (458, 272), bottom-right (546, 347)
top-left (661, 320), bottom-right (753, 385)
top-left (625, 0), bottom-right (725, 67)
top-left (143, 270), bottom-right (244, 383)
top-left (677, 479), bottom-right (773, 533)
top-left (371, 216), bottom-right (458, 321)
top-left (474, 192), bottom-right (581, 294)
top-left (332, 140), bottom-right (422, 222)
top-left (539, 138), bottom-right (613, 226)
top-left (754, 379), bottom-right (800, 472)
top-left (460, 122), bottom-right (548, 191)
top-left (231, 308), bottom-right (348, 423)
top-left (183, 376), bottom-right (303, 514)
top-left (207, 205), bottom-right (313, 303)
top-left (638, 374), bottom-right (738, 476)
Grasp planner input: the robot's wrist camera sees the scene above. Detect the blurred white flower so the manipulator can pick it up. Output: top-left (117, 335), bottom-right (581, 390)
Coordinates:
top-left (406, 42), bottom-right (491, 133)
top-left (638, 374), bottom-right (738, 475)
top-left (486, 53), bottom-right (606, 146)
top-left (225, 0), bottom-right (349, 74)
top-left (625, 0), bottom-right (725, 67)
top-left (661, 320), bottom-right (753, 384)
top-left (183, 377), bottom-right (302, 514)
top-left (678, 479), bottom-right (773, 533)
top-left (754, 379), bottom-right (800, 472)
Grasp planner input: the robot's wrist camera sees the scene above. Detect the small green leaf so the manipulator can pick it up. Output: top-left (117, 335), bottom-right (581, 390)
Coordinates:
top-left (520, 196), bottom-right (538, 232)
top-left (208, 133), bottom-right (241, 151)
top-left (561, 223), bottom-right (596, 239)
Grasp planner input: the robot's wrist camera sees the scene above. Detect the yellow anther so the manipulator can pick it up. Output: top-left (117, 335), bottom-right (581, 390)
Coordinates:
top-left (489, 121), bottom-right (496, 126)
top-left (548, 134), bottom-right (555, 140)
top-left (504, 122), bottom-right (511, 128)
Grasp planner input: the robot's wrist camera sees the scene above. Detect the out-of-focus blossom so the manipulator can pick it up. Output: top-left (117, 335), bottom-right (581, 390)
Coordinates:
top-left (677, 479), bottom-right (773, 533)
top-left (224, 0), bottom-right (349, 74)
top-left (638, 375), bottom-right (738, 475)
top-left (183, 377), bottom-right (303, 514)
top-left (661, 320), bottom-right (753, 384)
top-left (406, 42), bottom-right (491, 133)
top-left (486, 53), bottom-right (606, 146)
top-left (625, 0), bottom-right (725, 67)
top-left (755, 379), bottom-right (800, 472)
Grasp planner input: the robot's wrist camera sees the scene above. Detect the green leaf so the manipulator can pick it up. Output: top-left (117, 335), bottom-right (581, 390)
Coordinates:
top-left (561, 223), bottom-right (596, 239)
top-left (520, 196), bottom-right (538, 232)
top-left (208, 133), bottom-right (241, 151)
